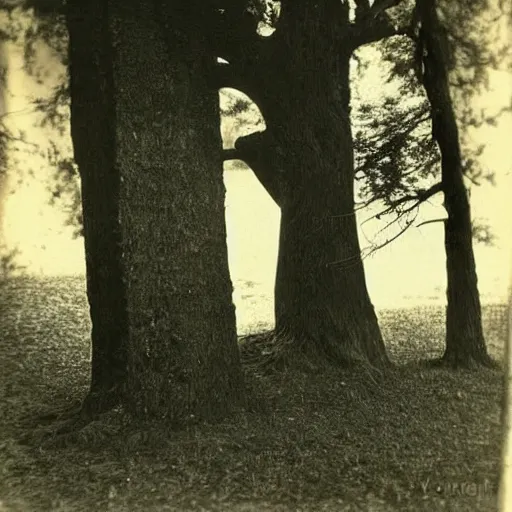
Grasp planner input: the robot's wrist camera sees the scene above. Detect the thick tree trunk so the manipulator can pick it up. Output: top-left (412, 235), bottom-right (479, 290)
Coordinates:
top-left (275, 194), bottom-right (388, 367)
top-left (418, 0), bottom-right (493, 367)
top-left (273, 100), bottom-right (388, 367)
top-left (110, 0), bottom-right (245, 420)
top-left (67, 0), bottom-right (128, 413)
top-left (231, 2), bottom-right (390, 368)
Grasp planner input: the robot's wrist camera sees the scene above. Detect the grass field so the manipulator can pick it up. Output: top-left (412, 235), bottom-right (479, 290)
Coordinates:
top-left (0, 275), bottom-right (508, 511)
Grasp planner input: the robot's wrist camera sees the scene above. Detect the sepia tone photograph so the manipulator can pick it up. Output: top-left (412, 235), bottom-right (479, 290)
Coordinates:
top-left (0, 0), bottom-right (510, 510)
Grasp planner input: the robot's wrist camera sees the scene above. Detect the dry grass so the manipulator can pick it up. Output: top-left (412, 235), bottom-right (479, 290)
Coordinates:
top-left (0, 276), bottom-right (507, 511)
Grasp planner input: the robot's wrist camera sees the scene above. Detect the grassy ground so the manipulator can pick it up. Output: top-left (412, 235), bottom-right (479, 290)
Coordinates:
top-left (0, 276), bottom-right (507, 511)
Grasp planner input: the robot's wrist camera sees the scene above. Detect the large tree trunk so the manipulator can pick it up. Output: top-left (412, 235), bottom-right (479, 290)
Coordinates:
top-left (230, 2), bottom-right (389, 369)
top-left (110, 0), bottom-right (245, 420)
top-left (273, 86), bottom-right (388, 367)
top-left (274, 183), bottom-right (388, 367)
top-left (418, 0), bottom-right (493, 367)
top-left (67, 0), bottom-right (128, 414)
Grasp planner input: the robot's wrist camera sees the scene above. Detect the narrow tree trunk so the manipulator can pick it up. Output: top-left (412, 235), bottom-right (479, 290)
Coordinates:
top-left (418, 0), bottom-right (493, 367)
top-left (110, 0), bottom-right (245, 420)
top-left (67, 0), bottom-right (128, 413)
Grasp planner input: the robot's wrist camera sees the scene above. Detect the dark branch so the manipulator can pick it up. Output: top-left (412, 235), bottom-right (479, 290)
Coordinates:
top-left (210, 62), bottom-right (242, 90)
top-left (362, 209), bottom-right (419, 258)
top-left (349, 0), bottom-right (413, 49)
top-left (222, 148), bottom-right (240, 161)
top-left (232, 130), bottom-right (286, 207)
top-left (350, 17), bottom-right (411, 49)
top-left (210, 62), bottom-right (267, 115)
top-left (399, 181), bottom-right (443, 205)
top-left (361, 181), bottom-right (443, 225)
top-left (354, 0), bottom-right (371, 23)
top-left (367, 0), bottom-right (404, 19)
top-left (416, 218), bottom-right (446, 228)
top-left (215, 4), bottom-right (268, 66)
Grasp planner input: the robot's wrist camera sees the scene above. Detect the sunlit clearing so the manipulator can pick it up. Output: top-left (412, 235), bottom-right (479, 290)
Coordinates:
top-left (219, 87), bottom-right (278, 332)
top-left (219, 88), bottom-right (265, 148)
top-left (223, 161), bottom-right (280, 334)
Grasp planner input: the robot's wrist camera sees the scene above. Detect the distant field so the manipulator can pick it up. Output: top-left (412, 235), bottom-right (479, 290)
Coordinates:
top-left (0, 275), bottom-right (507, 511)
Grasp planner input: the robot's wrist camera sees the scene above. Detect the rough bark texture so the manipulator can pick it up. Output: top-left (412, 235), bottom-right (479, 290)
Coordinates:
top-left (110, 0), bottom-right (245, 420)
top-left (67, 0), bottom-right (128, 412)
top-left (418, 0), bottom-right (493, 367)
top-left (223, 1), bottom-right (390, 368)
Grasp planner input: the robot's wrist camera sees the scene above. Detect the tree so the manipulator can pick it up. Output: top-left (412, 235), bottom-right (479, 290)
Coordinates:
top-left (219, 1), bottom-right (404, 369)
top-left (354, 0), bottom-right (508, 240)
top-left (67, 0), bottom-right (245, 420)
top-left (66, 0), bottom-right (128, 414)
top-left (219, 0), bottom-right (507, 370)
top-left (414, 0), bottom-right (494, 367)
top-left (354, 0), bottom-right (506, 366)
top-left (9, 0), bottom-right (505, 373)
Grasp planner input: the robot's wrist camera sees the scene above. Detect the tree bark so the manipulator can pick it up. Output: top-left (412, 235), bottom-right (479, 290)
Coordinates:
top-left (110, 0), bottom-right (245, 420)
top-left (272, 58), bottom-right (388, 367)
top-left (225, 1), bottom-right (390, 368)
top-left (67, 0), bottom-right (128, 413)
top-left (417, 0), bottom-right (493, 367)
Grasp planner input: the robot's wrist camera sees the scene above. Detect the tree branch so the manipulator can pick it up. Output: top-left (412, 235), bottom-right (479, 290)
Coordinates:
top-left (416, 218), bottom-right (446, 228)
top-left (367, 0), bottom-right (404, 19)
top-left (349, 0), bottom-right (413, 49)
top-left (210, 62), bottom-right (242, 90)
top-left (225, 130), bottom-right (287, 207)
top-left (215, 4), bottom-right (268, 67)
top-left (360, 181), bottom-right (443, 226)
top-left (222, 148), bottom-right (240, 161)
top-left (362, 209), bottom-right (419, 258)
top-left (350, 17), bottom-right (411, 49)
top-left (210, 62), bottom-right (267, 117)
top-left (354, 0), bottom-right (371, 23)
top-left (389, 181), bottom-right (443, 209)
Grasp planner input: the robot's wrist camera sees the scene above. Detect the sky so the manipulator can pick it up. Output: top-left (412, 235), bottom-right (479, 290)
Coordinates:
top-left (0, 7), bottom-right (510, 329)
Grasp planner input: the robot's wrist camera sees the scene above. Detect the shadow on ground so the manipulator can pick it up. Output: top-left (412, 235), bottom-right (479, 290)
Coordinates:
top-left (0, 276), bottom-right (506, 511)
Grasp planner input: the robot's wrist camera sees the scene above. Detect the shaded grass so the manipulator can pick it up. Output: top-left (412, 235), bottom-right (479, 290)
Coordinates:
top-left (0, 276), bottom-right (507, 511)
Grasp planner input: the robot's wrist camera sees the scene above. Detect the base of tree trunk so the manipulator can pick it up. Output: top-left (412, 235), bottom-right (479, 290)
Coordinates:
top-left (240, 329), bottom-right (393, 375)
top-left (19, 399), bottom-right (111, 447)
top-left (426, 351), bottom-right (498, 370)
top-left (81, 384), bottom-right (122, 417)
top-left (26, 386), bottom-right (122, 441)
top-left (26, 401), bottom-right (83, 428)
